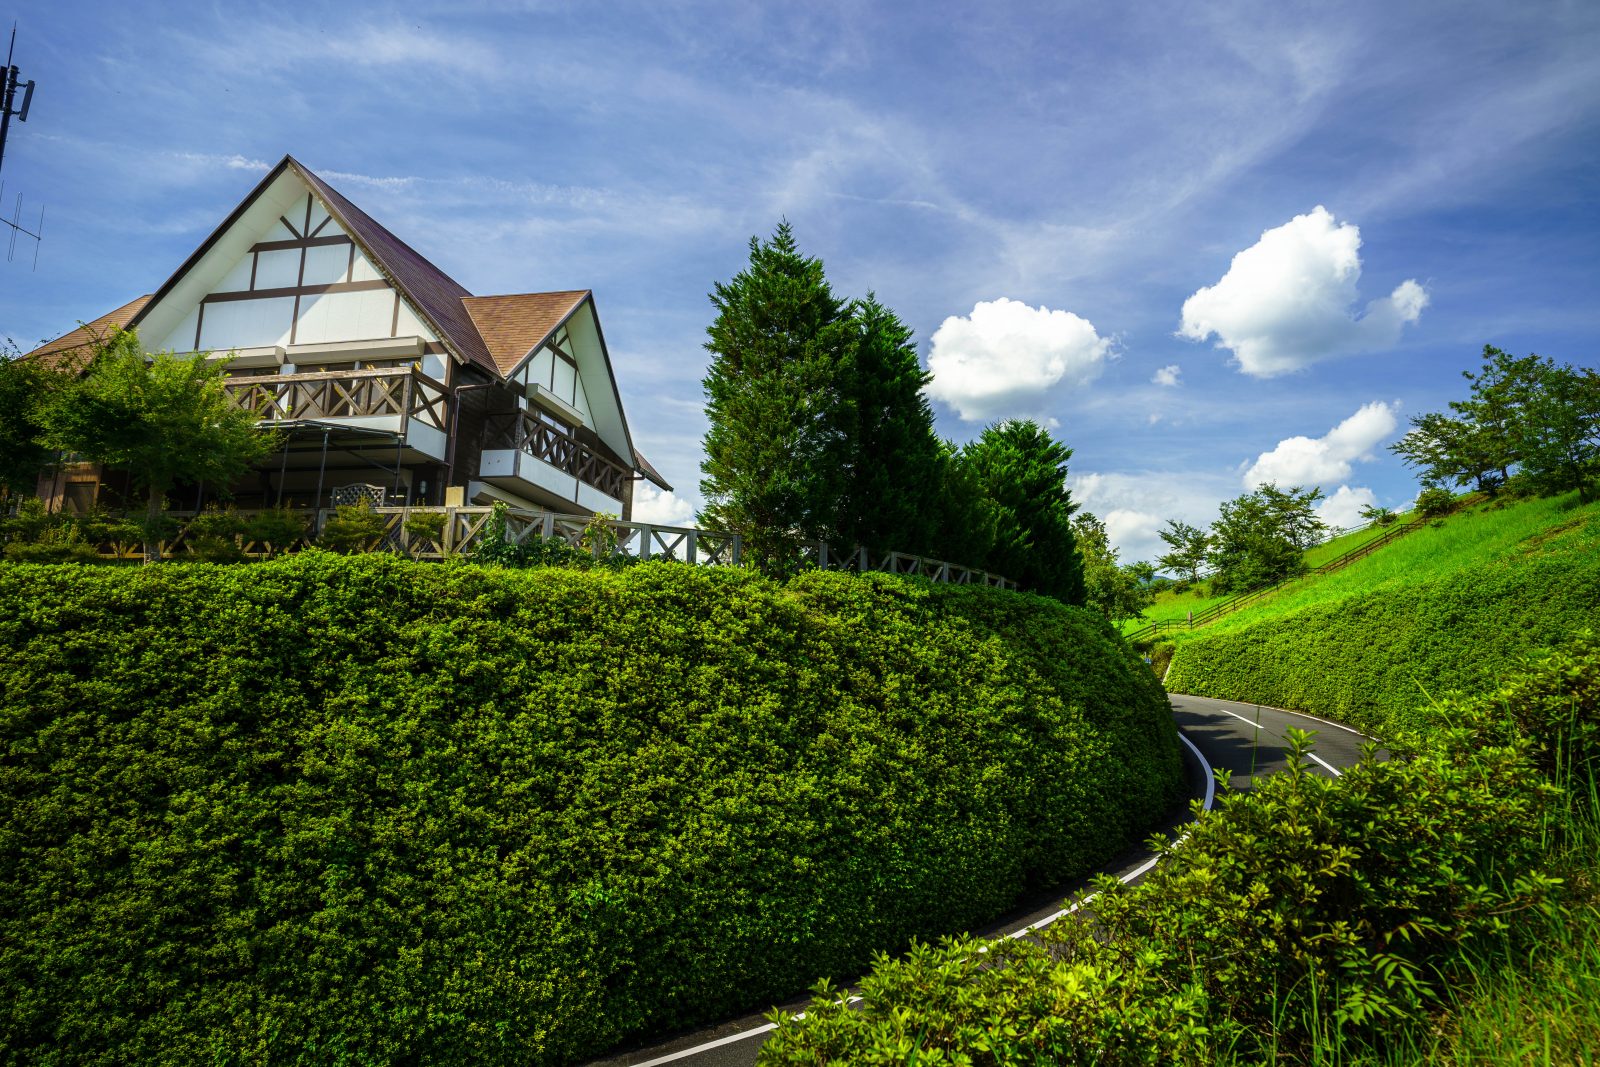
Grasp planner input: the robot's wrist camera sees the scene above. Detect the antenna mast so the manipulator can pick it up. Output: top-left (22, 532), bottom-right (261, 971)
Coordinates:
top-left (0, 23), bottom-right (43, 267)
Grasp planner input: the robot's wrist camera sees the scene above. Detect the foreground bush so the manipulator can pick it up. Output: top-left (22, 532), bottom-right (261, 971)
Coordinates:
top-left (0, 554), bottom-right (1181, 1065)
top-left (762, 633), bottom-right (1599, 1065)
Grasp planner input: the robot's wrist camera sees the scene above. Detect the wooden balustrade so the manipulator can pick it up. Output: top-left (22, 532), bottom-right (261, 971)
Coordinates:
top-left (481, 411), bottom-right (630, 500)
top-left (221, 368), bottom-right (449, 432)
top-left (70, 505), bottom-right (1015, 589)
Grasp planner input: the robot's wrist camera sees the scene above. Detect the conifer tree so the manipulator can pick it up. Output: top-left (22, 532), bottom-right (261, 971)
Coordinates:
top-left (699, 223), bottom-right (855, 570)
top-left (959, 419), bottom-right (1084, 602)
top-left (836, 294), bottom-right (944, 557)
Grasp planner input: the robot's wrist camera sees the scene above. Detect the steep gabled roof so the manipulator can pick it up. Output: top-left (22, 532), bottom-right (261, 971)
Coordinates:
top-left (24, 294), bottom-right (151, 371)
top-left (127, 155), bottom-right (501, 377)
top-left (461, 291), bottom-right (590, 375)
top-left (291, 160), bottom-right (500, 377)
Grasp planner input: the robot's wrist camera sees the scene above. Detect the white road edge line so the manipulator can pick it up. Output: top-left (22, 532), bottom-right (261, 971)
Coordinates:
top-left (1176, 694), bottom-right (1367, 738)
top-left (1205, 705), bottom-right (1344, 777)
top-left (626, 727), bottom-right (1219, 1066)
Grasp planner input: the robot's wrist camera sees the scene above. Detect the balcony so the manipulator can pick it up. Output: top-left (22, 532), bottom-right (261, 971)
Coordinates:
top-left (221, 367), bottom-right (450, 460)
top-left (479, 409), bottom-right (629, 514)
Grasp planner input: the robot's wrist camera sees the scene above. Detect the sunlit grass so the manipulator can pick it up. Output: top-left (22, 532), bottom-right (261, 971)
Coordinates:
top-left (1172, 493), bottom-right (1600, 645)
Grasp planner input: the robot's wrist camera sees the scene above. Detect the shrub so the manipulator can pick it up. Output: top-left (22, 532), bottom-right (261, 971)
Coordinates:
top-left (243, 505), bottom-right (307, 556)
top-left (317, 499), bottom-right (388, 553)
top-left (400, 509), bottom-right (447, 552)
top-left (2, 523), bottom-right (99, 563)
top-left (0, 557), bottom-right (1182, 1065)
top-left (184, 506), bottom-right (247, 562)
top-left (1415, 485), bottom-right (1457, 518)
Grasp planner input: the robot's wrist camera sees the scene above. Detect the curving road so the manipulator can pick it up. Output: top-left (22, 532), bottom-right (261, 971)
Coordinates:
top-left (584, 694), bottom-right (1369, 1067)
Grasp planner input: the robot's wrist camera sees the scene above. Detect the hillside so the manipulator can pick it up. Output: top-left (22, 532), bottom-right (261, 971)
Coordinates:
top-left (1163, 492), bottom-right (1600, 735)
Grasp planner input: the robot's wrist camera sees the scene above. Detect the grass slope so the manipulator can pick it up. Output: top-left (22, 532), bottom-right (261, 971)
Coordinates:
top-left (1165, 493), bottom-right (1600, 736)
top-left (1122, 514), bottom-right (1418, 635)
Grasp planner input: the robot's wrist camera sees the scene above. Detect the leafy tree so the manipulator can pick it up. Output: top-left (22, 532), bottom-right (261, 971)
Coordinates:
top-left (1072, 511), bottom-right (1152, 623)
top-left (960, 419), bottom-right (1083, 602)
top-left (1511, 358), bottom-right (1600, 502)
top-left (1257, 483), bottom-right (1328, 549)
top-left (1206, 483), bottom-right (1325, 594)
top-left (699, 223), bottom-right (855, 571)
top-left (37, 329), bottom-right (275, 560)
top-left (1358, 503), bottom-right (1398, 527)
top-left (0, 353), bottom-right (69, 505)
top-left (1390, 411), bottom-right (1503, 495)
top-left (1156, 519), bottom-right (1210, 586)
top-left (836, 294), bottom-right (944, 557)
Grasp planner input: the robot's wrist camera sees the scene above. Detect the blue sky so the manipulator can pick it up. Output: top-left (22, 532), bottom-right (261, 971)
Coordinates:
top-left (2, 0), bottom-right (1597, 561)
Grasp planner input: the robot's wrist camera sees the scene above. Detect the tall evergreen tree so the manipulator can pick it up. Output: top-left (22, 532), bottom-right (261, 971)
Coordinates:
top-left (836, 294), bottom-right (944, 557)
top-left (699, 223), bottom-right (855, 571)
top-left (959, 419), bottom-right (1083, 603)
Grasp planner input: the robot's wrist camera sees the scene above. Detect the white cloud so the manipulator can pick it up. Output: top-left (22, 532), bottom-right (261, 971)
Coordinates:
top-left (926, 298), bottom-right (1111, 421)
top-left (1152, 363), bottom-right (1182, 387)
top-left (1243, 400), bottom-right (1400, 489)
top-left (1070, 469), bottom-right (1238, 564)
top-left (630, 484), bottom-right (697, 527)
top-left (1315, 485), bottom-right (1378, 531)
top-left (1178, 206), bottom-right (1428, 377)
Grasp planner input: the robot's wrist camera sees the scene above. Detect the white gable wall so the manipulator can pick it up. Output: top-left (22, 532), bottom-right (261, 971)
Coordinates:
top-left (564, 303), bottom-right (632, 463)
top-left (141, 169), bottom-right (440, 358)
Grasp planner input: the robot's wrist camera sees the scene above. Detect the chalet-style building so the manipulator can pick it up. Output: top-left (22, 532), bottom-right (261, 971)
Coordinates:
top-left (26, 154), bottom-right (669, 518)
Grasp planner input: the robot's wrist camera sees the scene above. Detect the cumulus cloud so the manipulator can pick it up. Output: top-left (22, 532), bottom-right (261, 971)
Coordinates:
top-left (926, 297), bottom-right (1111, 421)
top-left (1152, 364), bottom-right (1182, 387)
top-left (630, 484), bottom-right (697, 527)
top-left (1070, 469), bottom-right (1239, 563)
top-left (1243, 400), bottom-right (1400, 489)
top-left (1178, 206), bottom-right (1428, 377)
top-left (1315, 485), bottom-right (1378, 530)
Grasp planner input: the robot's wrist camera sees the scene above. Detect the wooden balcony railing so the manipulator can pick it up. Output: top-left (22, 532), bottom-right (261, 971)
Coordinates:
top-left (482, 410), bottom-right (630, 501)
top-left (222, 368), bottom-right (450, 433)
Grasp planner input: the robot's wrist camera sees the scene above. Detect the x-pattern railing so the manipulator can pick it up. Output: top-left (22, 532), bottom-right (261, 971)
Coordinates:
top-left (222, 368), bottom-right (449, 432)
top-left (483, 411), bottom-right (631, 501)
top-left (76, 505), bottom-right (1016, 589)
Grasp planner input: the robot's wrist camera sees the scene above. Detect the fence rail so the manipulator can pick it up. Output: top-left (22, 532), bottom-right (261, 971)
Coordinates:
top-left (67, 505), bottom-right (1017, 589)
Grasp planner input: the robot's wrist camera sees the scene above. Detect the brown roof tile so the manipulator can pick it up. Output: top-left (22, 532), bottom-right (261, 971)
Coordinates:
top-left (461, 291), bottom-right (590, 375)
top-left (23, 295), bottom-right (151, 372)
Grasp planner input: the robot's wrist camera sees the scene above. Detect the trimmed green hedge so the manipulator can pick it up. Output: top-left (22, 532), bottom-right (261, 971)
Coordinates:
top-left (1164, 550), bottom-right (1600, 737)
top-left (0, 554), bottom-right (1182, 1065)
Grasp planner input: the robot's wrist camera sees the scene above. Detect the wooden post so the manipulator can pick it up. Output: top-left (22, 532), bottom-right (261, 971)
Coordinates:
top-left (731, 533), bottom-right (742, 566)
top-left (687, 530), bottom-right (698, 564)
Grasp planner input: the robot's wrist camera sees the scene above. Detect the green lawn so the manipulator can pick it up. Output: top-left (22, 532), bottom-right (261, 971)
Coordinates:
top-left (1122, 510), bottom-right (1418, 636)
top-left (1169, 493), bottom-right (1600, 646)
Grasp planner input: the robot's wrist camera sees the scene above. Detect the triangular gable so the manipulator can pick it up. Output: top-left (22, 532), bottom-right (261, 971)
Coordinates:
top-left (129, 156), bottom-right (491, 375)
top-left (466, 291), bottom-right (640, 469)
top-left (462, 291), bottom-right (588, 375)
top-left (294, 161), bottom-right (499, 376)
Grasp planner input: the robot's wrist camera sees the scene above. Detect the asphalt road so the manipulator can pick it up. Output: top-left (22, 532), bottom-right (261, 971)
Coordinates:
top-left (585, 694), bottom-right (1370, 1067)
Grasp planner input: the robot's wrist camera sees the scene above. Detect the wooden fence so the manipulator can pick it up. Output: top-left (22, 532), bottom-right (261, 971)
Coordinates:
top-left (77, 505), bottom-right (1017, 589)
